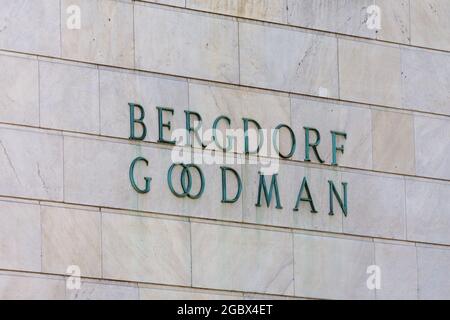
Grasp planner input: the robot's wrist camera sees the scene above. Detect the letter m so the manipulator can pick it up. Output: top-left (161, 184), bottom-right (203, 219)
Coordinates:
top-left (255, 173), bottom-right (283, 209)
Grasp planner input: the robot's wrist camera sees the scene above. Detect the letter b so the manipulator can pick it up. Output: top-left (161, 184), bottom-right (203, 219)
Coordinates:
top-left (129, 103), bottom-right (147, 141)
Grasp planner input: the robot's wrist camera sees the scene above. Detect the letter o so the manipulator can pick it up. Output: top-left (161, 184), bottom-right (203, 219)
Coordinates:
top-left (272, 124), bottom-right (296, 159)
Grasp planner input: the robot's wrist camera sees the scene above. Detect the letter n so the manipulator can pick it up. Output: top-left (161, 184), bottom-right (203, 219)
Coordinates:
top-left (328, 180), bottom-right (348, 216)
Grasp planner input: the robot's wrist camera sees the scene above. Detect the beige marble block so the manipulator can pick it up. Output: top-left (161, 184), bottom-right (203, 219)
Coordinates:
top-left (342, 171), bottom-right (406, 240)
top-left (102, 212), bottom-right (191, 286)
top-left (417, 246), bottom-right (450, 300)
top-left (39, 61), bottom-right (100, 134)
top-left (0, 54), bottom-right (39, 126)
top-left (0, 200), bottom-right (41, 272)
top-left (374, 241), bottom-right (418, 300)
top-left (244, 159), bottom-right (406, 240)
top-left (187, 0), bottom-right (287, 23)
top-left (63, 136), bottom-right (138, 210)
top-left (63, 135), bottom-right (243, 222)
top-left (41, 205), bottom-right (102, 278)
top-left (242, 163), bottom-right (344, 233)
top-left (191, 222), bottom-right (294, 295)
top-left (372, 110), bottom-right (415, 175)
top-left (135, 4), bottom-right (239, 83)
top-left (288, 0), bottom-right (410, 44)
top-left (339, 39), bottom-right (401, 107)
top-left (0, 272), bottom-right (65, 300)
top-left (291, 97), bottom-right (373, 170)
top-left (67, 279), bottom-right (139, 300)
top-left (240, 22), bottom-right (338, 97)
top-left (406, 179), bottom-right (450, 245)
top-left (375, 0), bottom-right (410, 44)
top-left (0, 0), bottom-right (60, 56)
top-left (414, 115), bottom-right (450, 180)
top-left (401, 48), bottom-right (450, 116)
top-left (99, 68), bottom-right (188, 143)
top-left (294, 233), bottom-right (375, 299)
top-left (287, 0), bottom-right (374, 38)
top-left (410, 0), bottom-right (450, 51)
top-left (61, 0), bottom-right (134, 67)
top-left (0, 127), bottom-right (63, 201)
top-left (188, 81), bottom-right (291, 155)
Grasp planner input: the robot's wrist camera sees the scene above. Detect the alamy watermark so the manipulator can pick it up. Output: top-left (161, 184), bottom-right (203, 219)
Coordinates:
top-left (366, 5), bottom-right (382, 31)
top-left (66, 265), bottom-right (81, 290)
top-left (66, 4), bottom-right (81, 30)
top-left (366, 265), bottom-right (381, 291)
top-left (169, 125), bottom-right (289, 175)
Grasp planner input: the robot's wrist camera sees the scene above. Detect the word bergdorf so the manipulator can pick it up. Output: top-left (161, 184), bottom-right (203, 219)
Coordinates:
top-left (127, 103), bottom-right (349, 216)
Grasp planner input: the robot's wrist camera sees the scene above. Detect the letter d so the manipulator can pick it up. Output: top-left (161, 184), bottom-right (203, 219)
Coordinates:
top-left (221, 167), bottom-right (242, 203)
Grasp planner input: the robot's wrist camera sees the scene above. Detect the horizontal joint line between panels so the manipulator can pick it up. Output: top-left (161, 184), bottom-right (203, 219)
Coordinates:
top-left (0, 47), bottom-right (450, 120)
top-left (0, 194), bottom-right (449, 249)
top-left (0, 267), bottom-right (307, 299)
top-left (135, 0), bottom-right (450, 56)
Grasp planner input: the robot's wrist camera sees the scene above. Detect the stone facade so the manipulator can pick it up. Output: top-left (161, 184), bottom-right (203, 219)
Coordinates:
top-left (0, 0), bottom-right (449, 300)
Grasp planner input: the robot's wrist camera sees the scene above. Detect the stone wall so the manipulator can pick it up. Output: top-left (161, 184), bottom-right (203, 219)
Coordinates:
top-left (0, 0), bottom-right (449, 299)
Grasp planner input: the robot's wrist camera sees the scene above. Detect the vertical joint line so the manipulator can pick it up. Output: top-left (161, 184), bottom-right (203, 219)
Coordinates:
top-left (133, 1), bottom-right (136, 69)
top-left (373, 240), bottom-right (377, 300)
top-left (291, 230), bottom-right (296, 296)
top-left (59, 0), bottom-right (62, 58)
top-left (237, 21), bottom-right (241, 85)
top-left (189, 218), bottom-right (193, 287)
top-left (98, 67), bottom-right (101, 135)
top-left (37, 60), bottom-right (41, 127)
top-left (336, 36), bottom-right (341, 100)
top-left (408, 0), bottom-right (412, 44)
top-left (100, 209), bottom-right (104, 279)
